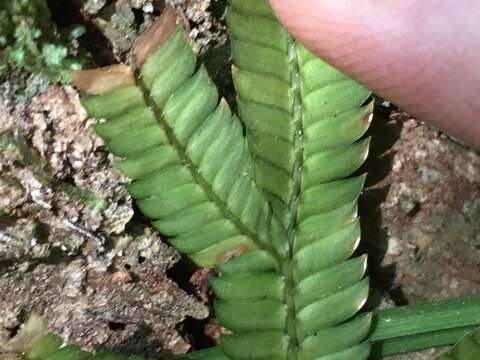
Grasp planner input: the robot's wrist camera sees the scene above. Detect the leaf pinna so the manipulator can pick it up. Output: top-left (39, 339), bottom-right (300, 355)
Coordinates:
top-left (76, 1), bottom-right (374, 359)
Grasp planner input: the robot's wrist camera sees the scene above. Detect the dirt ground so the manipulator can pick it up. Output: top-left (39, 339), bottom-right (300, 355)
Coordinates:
top-left (361, 108), bottom-right (480, 359)
top-left (0, 1), bottom-right (479, 359)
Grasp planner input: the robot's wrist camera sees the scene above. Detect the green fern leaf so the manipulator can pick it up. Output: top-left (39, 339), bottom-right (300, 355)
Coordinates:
top-left (76, 2), bottom-right (372, 359)
top-left (228, 0), bottom-right (372, 225)
top-left (79, 11), bottom-right (286, 270)
top-left (222, 0), bottom-right (373, 359)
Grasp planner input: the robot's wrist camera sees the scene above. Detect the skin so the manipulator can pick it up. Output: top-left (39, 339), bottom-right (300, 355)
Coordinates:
top-left (268, 0), bottom-right (480, 149)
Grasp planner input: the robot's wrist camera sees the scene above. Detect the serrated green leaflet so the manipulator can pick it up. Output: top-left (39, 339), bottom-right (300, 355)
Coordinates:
top-left (79, 0), bottom-right (373, 358)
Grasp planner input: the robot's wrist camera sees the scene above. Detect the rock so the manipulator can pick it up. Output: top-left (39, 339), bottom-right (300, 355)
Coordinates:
top-left (0, 85), bottom-right (208, 356)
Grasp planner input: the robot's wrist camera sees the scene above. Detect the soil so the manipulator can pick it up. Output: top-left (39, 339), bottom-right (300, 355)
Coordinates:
top-left (0, 86), bottom-right (208, 357)
top-left (361, 108), bottom-right (480, 359)
top-left (1, 1), bottom-right (479, 359)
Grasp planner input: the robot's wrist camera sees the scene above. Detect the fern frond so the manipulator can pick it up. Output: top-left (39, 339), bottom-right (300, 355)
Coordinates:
top-left (79, 10), bottom-right (286, 269)
top-left (77, 2), bottom-right (373, 359)
top-left (224, 0), bottom-right (373, 359)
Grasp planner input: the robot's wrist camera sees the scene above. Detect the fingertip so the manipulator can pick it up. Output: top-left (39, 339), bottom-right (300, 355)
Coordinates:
top-left (268, 0), bottom-right (480, 149)
top-left (268, 0), bottom-right (381, 57)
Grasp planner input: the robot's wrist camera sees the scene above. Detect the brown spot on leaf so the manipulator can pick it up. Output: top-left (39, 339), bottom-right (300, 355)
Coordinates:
top-left (217, 244), bottom-right (252, 264)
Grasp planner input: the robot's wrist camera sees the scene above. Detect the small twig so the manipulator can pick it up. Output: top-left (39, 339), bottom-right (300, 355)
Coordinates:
top-left (62, 218), bottom-right (105, 246)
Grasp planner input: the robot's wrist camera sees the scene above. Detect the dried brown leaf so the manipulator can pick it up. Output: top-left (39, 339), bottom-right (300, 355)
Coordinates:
top-left (134, 6), bottom-right (179, 67)
top-left (73, 65), bottom-right (135, 95)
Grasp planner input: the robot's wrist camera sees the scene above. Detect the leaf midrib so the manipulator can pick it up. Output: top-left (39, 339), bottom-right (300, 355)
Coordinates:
top-left (139, 26), bottom-right (303, 358)
top-left (283, 35), bottom-right (303, 360)
top-left (134, 75), bottom-right (282, 261)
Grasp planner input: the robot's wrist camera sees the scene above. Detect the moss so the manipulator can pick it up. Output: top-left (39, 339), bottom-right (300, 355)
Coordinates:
top-left (0, 0), bottom-right (84, 99)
